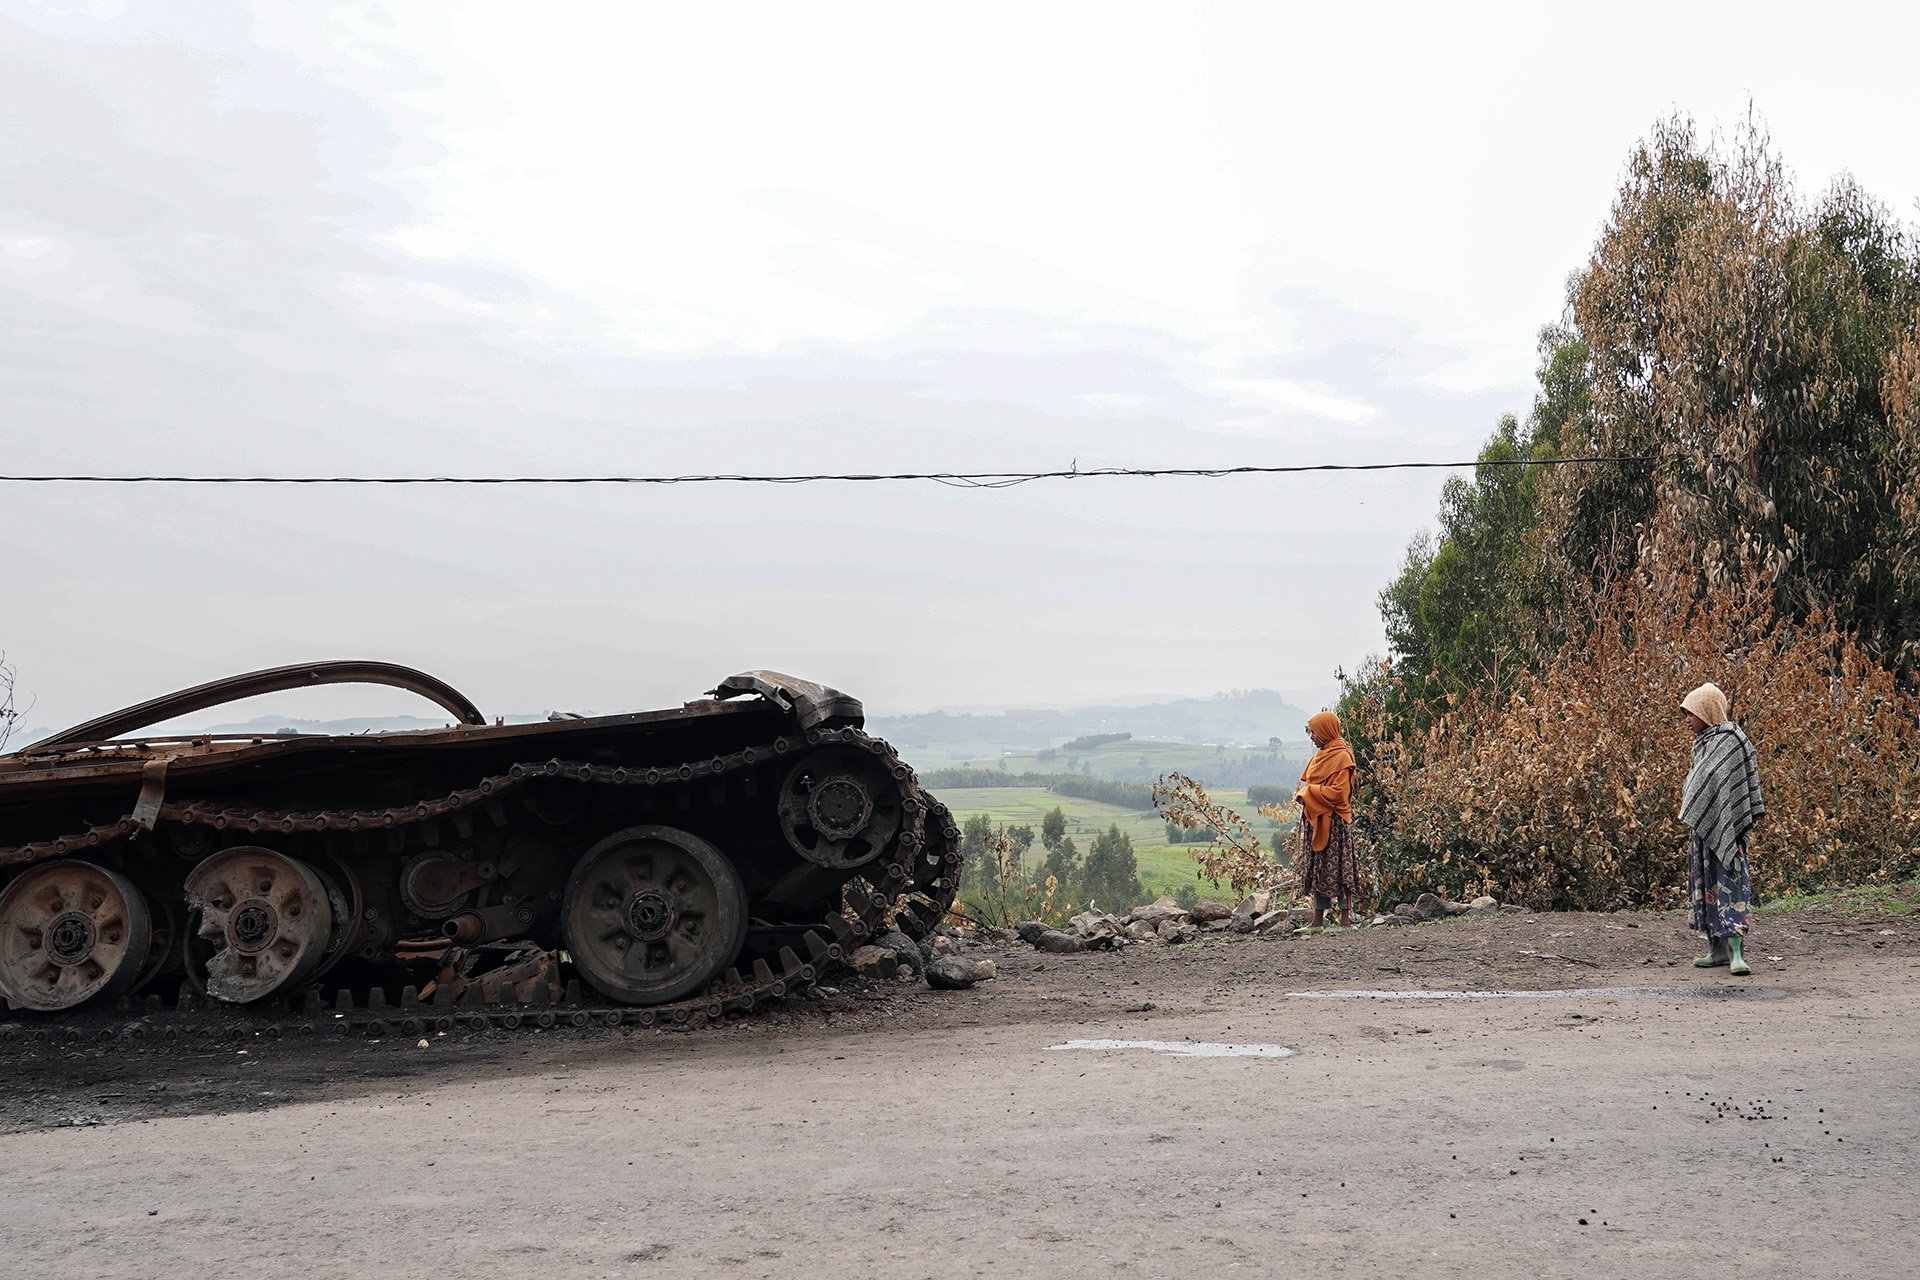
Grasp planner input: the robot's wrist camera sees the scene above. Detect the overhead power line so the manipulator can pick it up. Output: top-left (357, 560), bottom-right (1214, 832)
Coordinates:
top-left (0, 454), bottom-right (1658, 489)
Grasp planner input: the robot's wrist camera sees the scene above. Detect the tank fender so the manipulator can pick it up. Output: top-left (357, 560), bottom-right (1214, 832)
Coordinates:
top-left (28, 660), bottom-right (487, 751)
top-left (710, 671), bottom-right (863, 730)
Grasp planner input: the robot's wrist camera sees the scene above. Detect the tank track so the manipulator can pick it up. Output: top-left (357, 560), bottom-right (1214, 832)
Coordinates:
top-left (0, 727), bottom-right (964, 1038)
top-left (895, 797), bottom-right (962, 940)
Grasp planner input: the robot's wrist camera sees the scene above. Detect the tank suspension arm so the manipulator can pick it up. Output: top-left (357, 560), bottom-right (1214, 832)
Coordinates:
top-left (31, 660), bottom-right (487, 749)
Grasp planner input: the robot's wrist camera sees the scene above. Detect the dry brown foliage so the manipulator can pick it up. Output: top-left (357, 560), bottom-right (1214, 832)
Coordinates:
top-left (1360, 539), bottom-right (1920, 910)
top-left (1352, 118), bottom-right (1920, 911)
top-left (1152, 771), bottom-right (1302, 900)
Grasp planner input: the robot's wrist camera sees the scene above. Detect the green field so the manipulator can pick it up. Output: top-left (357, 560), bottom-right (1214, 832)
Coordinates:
top-left (944, 736), bottom-right (1297, 784)
top-left (934, 784), bottom-right (1296, 904)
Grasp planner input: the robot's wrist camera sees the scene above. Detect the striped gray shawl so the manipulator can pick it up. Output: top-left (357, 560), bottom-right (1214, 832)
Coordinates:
top-left (1679, 721), bottom-right (1766, 869)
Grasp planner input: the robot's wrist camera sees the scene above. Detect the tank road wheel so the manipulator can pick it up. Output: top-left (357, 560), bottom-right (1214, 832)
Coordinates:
top-left (131, 894), bottom-right (182, 994)
top-left (184, 847), bottom-right (335, 1004)
top-left (0, 861), bottom-right (153, 1012)
top-left (562, 825), bottom-right (747, 1005)
top-left (307, 859), bottom-right (363, 982)
top-left (775, 747), bottom-right (904, 870)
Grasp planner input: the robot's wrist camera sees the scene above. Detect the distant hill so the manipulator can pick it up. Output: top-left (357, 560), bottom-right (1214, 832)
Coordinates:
top-left (867, 688), bottom-right (1313, 765)
top-left (13, 688), bottom-right (1316, 760)
top-left (199, 714), bottom-right (484, 736)
top-left (12, 713), bottom-right (526, 747)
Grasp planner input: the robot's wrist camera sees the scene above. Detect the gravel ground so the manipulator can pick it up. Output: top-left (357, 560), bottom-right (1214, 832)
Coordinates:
top-left (2, 906), bottom-right (1915, 1279)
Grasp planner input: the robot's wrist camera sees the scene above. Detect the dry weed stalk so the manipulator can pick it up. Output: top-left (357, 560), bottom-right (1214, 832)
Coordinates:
top-left (1152, 771), bottom-right (1301, 901)
top-left (0, 655), bottom-right (21, 754)
top-left (961, 823), bottom-right (1072, 928)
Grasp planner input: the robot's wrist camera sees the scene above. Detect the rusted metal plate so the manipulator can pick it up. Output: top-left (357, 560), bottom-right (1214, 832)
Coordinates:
top-left (31, 660), bottom-right (489, 751)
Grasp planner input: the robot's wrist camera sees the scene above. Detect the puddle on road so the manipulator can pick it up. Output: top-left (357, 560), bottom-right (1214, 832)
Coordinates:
top-left (1289, 986), bottom-right (1783, 1001)
top-left (1046, 1039), bottom-right (1296, 1059)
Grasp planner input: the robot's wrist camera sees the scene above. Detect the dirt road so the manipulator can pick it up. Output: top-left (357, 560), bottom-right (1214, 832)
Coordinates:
top-left (3, 909), bottom-right (1916, 1279)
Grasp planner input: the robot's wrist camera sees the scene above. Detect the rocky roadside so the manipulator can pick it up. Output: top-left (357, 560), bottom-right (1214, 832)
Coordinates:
top-left (987, 888), bottom-right (1525, 958)
top-left (837, 886), bottom-right (1533, 995)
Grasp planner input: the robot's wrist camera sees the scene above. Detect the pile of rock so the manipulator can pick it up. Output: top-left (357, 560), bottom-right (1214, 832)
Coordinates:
top-left (1011, 892), bottom-right (1307, 954)
top-left (994, 889), bottom-right (1524, 955)
top-left (1222, 891), bottom-right (1305, 935)
top-left (1369, 892), bottom-right (1504, 926)
top-left (846, 928), bottom-right (998, 990)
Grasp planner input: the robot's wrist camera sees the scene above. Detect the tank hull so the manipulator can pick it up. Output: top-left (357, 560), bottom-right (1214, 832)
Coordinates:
top-left (0, 664), bottom-right (960, 1028)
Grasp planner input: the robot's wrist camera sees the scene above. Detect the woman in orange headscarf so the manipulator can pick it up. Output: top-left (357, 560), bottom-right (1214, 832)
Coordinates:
top-left (1294, 710), bottom-right (1360, 928)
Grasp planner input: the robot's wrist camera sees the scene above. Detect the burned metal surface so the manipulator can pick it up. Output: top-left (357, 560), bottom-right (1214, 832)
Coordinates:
top-left (29, 660), bottom-right (488, 752)
top-left (0, 663), bottom-right (961, 1034)
top-left (710, 670), bottom-right (862, 731)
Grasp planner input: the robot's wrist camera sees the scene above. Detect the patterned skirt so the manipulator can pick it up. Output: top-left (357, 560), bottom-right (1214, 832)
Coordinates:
top-left (1298, 813), bottom-right (1361, 900)
top-left (1687, 833), bottom-right (1752, 938)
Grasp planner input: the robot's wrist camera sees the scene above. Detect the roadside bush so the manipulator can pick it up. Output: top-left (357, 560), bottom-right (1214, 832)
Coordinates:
top-left (1365, 542), bottom-right (1920, 910)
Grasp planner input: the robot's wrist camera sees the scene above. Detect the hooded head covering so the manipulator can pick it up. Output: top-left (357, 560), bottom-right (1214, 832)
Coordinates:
top-left (1297, 711), bottom-right (1355, 852)
top-left (1681, 683), bottom-right (1730, 727)
top-left (1306, 711), bottom-right (1342, 747)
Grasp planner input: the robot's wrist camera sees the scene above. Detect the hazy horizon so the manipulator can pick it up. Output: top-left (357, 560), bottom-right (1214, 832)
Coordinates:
top-left (6, 3), bottom-right (1917, 733)
top-left (4, 675), bottom-right (1341, 750)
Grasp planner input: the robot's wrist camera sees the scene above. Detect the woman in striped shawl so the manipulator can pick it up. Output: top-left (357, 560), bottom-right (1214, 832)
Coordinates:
top-left (1678, 682), bottom-right (1765, 976)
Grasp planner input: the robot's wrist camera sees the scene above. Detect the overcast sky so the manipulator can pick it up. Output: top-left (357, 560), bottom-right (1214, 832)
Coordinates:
top-left (5, 2), bottom-right (1918, 735)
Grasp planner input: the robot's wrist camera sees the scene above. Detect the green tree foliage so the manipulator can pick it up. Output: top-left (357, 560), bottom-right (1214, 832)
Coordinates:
top-left (1040, 806), bottom-right (1067, 851)
top-left (1048, 776), bottom-right (1154, 807)
top-left (1078, 823), bottom-right (1143, 912)
top-left (1374, 319), bottom-right (1593, 719)
top-left (1390, 414), bottom-right (1558, 697)
top-left (1062, 732), bottom-right (1132, 751)
top-left (958, 813), bottom-right (996, 898)
top-left (1006, 824), bottom-right (1035, 858)
top-left (918, 769), bottom-right (1158, 808)
top-left (1042, 833), bottom-right (1080, 893)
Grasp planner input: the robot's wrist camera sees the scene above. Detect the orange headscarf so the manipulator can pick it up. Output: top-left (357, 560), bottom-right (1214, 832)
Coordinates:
top-left (1297, 711), bottom-right (1356, 852)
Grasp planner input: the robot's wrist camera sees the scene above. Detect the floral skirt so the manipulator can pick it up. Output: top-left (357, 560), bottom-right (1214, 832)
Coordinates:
top-left (1687, 833), bottom-right (1752, 939)
top-left (1298, 814), bottom-right (1361, 900)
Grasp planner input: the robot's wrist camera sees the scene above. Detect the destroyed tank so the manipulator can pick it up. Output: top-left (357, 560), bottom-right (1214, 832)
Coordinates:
top-left (0, 662), bottom-right (960, 1032)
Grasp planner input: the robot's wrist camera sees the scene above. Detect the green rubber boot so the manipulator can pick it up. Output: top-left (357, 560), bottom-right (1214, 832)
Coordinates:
top-left (1728, 935), bottom-right (1750, 977)
top-left (1693, 936), bottom-right (1731, 968)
